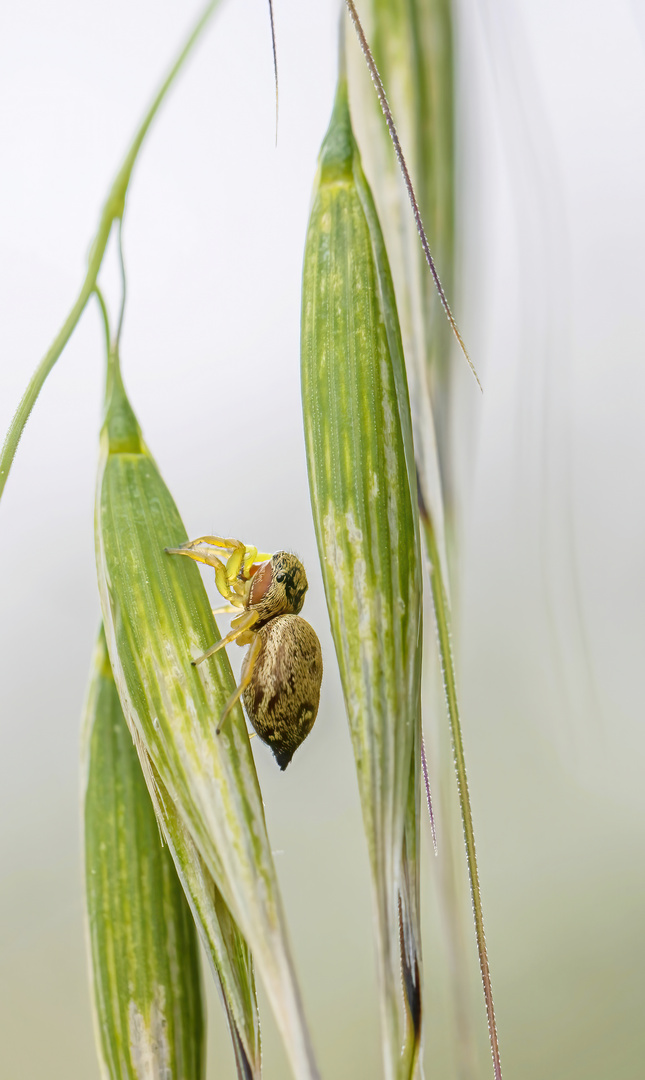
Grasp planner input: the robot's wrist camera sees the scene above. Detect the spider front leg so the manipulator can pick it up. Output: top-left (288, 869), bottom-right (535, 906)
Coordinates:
top-left (191, 608), bottom-right (259, 667)
top-left (216, 632), bottom-right (263, 735)
top-left (165, 535), bottom-right (245, 601)
top-left (165, 535), bottom-right (270, 603)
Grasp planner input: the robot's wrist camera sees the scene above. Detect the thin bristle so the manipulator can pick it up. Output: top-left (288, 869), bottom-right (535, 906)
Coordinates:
top-left (421, 732), bottom-right (438, 855)
top-left (344, 0), bottom-right (482, 391)
top-left (267, 0), bottom-right (279, 145)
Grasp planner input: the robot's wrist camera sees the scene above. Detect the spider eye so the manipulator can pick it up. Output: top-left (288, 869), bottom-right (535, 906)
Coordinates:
top-left (276, 571), bottom-right (286, 583)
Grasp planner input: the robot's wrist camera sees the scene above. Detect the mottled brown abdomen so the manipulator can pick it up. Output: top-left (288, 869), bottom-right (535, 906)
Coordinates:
top-left (242, 614), bottom-right (323, 770)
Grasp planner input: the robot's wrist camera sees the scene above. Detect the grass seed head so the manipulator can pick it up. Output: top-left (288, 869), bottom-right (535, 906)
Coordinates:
top-left (301, 74), bottom-right (423, 1080)
top-left (95, 359), bottom-right (320, 1080)
top-left (82, 628), bottom-right (205, 1080)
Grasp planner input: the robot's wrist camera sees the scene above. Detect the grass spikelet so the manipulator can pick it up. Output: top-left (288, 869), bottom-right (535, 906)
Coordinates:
top-left (347, 6), bottom-right (504, 1075)
top-left (301, 75), bottom-right (423, 1080)
top-left (133, 735), bottom-right (261, 1079)
top-left (82, 627), bottom-right (205, 1080)
top-left (95, 351), bottom-right (319, 1080)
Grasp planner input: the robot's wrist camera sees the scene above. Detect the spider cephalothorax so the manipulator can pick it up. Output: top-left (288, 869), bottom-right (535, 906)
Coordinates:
top-left (248, 551), bottom-right (308, 624)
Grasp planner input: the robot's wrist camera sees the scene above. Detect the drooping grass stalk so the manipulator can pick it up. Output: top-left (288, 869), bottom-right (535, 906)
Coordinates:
top-left (95, 340), bottom-right (319, 1080)
top-left (301, 74), bottom-right (423, 1080)
top-left (0, 0), bottom-right (224, 505)
top-left (82, 627), bottom-right (205, 1080)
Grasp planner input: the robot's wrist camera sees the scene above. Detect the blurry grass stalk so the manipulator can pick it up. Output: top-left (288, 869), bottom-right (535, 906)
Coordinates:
top-left (82, 626), bottom-right (206, 1080)
top-left (301, 71), bottom-right (423, 1079)
top-left (344, 4), bottom-right (502, 1077)
top-left (344, 0), bottom-right (457, 539)
top-left (95, 330), bottom-right (319, 1080)
top-left (421, 506), bottom-right (502, 1078)
top-left (0, 0), bottom-right (224, 505)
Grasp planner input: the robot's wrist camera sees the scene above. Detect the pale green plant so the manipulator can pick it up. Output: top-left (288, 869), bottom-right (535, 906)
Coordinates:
top-left (83, 627), bottom-right (206, 1080)
top-left (301, 73), bottom-right (423, 1080)
top-left (0, 3), bottom-right (503, 1079)
top-left (343, 4), bottom-right (502, 1076)
top-left (95, 331), bottom-right (318, 1079)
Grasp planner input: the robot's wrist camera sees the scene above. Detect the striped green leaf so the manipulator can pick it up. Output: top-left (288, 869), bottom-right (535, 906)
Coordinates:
top-left (82, 627), bottom-right (204, 1080)
top-left (95, 359), bottom-right (319, 1080)
top-left (134, 739), bottom-right (260, 1080)
top-left (347, 7), bottom-right (504, 1076)
top-left (301, 77), bottom-right (423, 1080)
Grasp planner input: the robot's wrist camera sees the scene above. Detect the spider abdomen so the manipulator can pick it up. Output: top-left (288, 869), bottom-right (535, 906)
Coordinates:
top-left (243, 614), bottom-right (323, 770)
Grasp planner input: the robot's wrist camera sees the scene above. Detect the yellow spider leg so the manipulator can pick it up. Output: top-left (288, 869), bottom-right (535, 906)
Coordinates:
top-left (212, 603), bottom-right (242, 615)
top-left (185, 535), bottom-right (243, 552)
top-left (242, 546), bottom-right (258, 577)
top-left (192, 609), bottom-right (259, 666)
top-left (216, 632), bottom-right (263, 735)
top-left (230, 580), bottom-right (247, 600)
top-left (225, 541), bottom-right (247, 583)
top-left (165, 539), bottom-right (238, 602)
top-left (231, 610), bottom-right (254, 629)
top-left (165, 541), bottom-right (228, 571)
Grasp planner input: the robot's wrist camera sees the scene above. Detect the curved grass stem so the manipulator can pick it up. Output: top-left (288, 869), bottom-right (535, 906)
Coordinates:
top-left (93, 286), bottom-right (112, 360)
top-left (420, 499), bottom-right (502, 1080)
top-left (0, 0), bottom-right (224, 505)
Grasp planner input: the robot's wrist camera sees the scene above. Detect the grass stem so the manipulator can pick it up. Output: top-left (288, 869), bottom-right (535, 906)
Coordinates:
top-left (420, 497), bottom-right (502, 1080)
top-left (0, 0), bottom-right (224, 505)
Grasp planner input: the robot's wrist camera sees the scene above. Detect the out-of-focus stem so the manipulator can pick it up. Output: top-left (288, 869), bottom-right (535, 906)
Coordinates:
top-left (0, 0), bottom-right (223, 504)
top-left (421, 502), bottom-right (503, 1080)
top-left (343, 0), bottom-right (480, 390)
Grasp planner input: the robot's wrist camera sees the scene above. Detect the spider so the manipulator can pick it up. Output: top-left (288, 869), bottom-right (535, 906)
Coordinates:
top-left (165, 535), bottom-right (323, 770)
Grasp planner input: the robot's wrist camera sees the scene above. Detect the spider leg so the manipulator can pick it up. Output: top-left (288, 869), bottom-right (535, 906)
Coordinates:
top-left (167, 536), bottom-right (271, 599)
top-left (224, 538), bottom-right (249, 582)
top-left (180, 534), bottom-right (243, 553)
top-left (166, 538), bottom-right (240, 601)
top-left (192, 609), bottom-right (259, 666)
top-left (216, 632), bottom-right (263, 735)
top-left (227, 542), bottom-right (272, 581)
top-left (211, 603), bottom-right (242, 615)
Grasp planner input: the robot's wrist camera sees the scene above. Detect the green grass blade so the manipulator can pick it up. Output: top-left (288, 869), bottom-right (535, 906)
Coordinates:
top-left (95, 360), bottom-right (319, 1080)
top-left (301, 76), bottom-right (423, 1080)
top-left (348, 7), bottom-right (504, 1074)
top-left (136, 741), bottom-right (261, 1080)
top-left (82, 627), bottom-right (205, 1080)
top-left (0, 0), bottom-right (224, 506)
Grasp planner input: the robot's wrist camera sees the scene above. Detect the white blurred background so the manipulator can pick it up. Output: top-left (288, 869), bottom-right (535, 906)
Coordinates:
top-left (1, 1), bottom-right (644, 1077)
